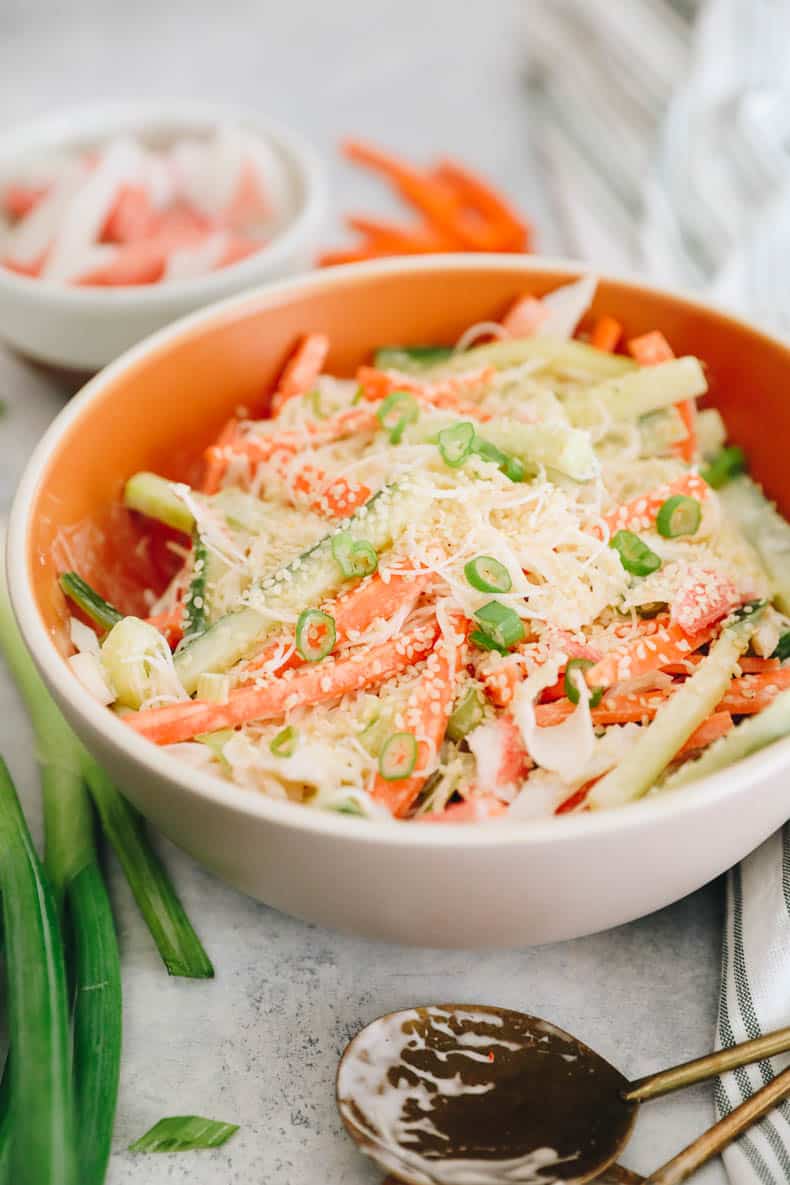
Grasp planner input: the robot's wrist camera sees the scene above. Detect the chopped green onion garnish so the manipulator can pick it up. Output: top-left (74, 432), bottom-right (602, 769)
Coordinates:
top-left (129, 1116), bottom-right (239, 1153)
top-left (656, 494), bottom-right (702, 538)
top-left (469, 629), bottom-right (507, 654)
top-left (306, 389), bottom-right (326, 419)
top-left (464, 555), bottom-right (512, 594)
top-left (610, 530), bottom-right (662, 577)
top-left (773, 632), bottom-right (790, 661)
top-left (701, 445), bottom-right (746, 489)
top-left (295, 609), bottom-right (336, 663)
top-left (471, 437), bottom-right (525, 482)
top-left (374, 345), bottom-right (453, 371)
top-left (331, 531), bottom-right (378, 579)
top-left (564, 658), bottom-right (604, 708)
top-left (473, 601), bottom-right (525, 650)
top-left (59, 572), bottom-right (122, 632)
top-left (438, 421), bottom-right (476, 468)
top-left (378, 732), bottom-right (418, 781)
top-left (376, 391), bottom-right (419, 444)
top-left (447, 688), bottom-right (485, 741)
top-left (270, 725), bottom-right (298, 758)
top-left (351, 385), bottom-right (364, 406)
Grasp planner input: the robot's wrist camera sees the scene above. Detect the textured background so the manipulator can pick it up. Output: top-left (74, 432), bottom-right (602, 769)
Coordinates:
top-left (0, 2), bottom-right (725, 1181)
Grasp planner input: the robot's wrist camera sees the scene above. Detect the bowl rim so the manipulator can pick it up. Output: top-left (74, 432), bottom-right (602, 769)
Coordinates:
top-left (0, 98), bottom-right (328, 306)
top-left (10, 251), bottom-right (790, 849)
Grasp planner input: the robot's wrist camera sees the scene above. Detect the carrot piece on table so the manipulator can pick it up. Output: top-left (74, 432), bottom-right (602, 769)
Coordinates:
top-left (670, 568), bottom-right (741, 636)
top-left (346, 214), bottom-right (456, 253)
top-left (270, 333), bottom-right (330, 416)
top-left (2, 182), bottom-right (49, 220)
top-left (419, 794), bottom-right (507, 822)
top-left (341, 139), bottom-right (488, 250)
top-left (371, 620), bottom-right (465, 818)
top-left (201, 418), bottom-right (240, 494)
top-left (501, 294), bottom-right (547, 337)
top-left (627, 330), bottom-right (696, 461)
top-left (433, 159), bottom-right (531, 251)
top-left (602, 473), bottom-right (710, 536)
top-left (101, 184), bottom-right (156, 244)
top-left (127, 618), bottom-right (440, 745)
top-left (584, 618), bottom-right (716, 689)
top-left (590, 315), bottom-right (623, 353)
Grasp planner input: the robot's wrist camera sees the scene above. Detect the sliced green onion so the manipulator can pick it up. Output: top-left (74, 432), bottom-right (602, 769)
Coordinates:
top-left (378, 732), bottom-right (418, 781)
top-left (59, 572), bottom-right (122, 632)
top-left (701, 445), bottom-right (746, 489)
top-left (464, 555), bottom-right (512, 594)
top-left (447, 688), bottom-right (485, 741)
top-left (610, 529), bottom-right (662, 577)
top-left (501, 454), bottom-right (527, 482)
top-left (374, 345), bottom-right (453, 371)
top-left (469, 629), bottom-right (507, 655)
top-left (656, 494), bottom-right (702, 538)
top-left (351, 385), bottom-right (364, 406)
top-left (331, 531), bottom-right (378, 579)
top-left (270, 725), bottom-right (298, 758)
top-left (0, 758), bottom-right (77, 1185)
top-left (438, 421), bottom-right (476, 468)
top-left (471, 437), bottom-right (525, 482)
top-left (376, 391), bottom-right (419, 444)
top-left (306, 388), bottom-right (326, 419)
top-left (473, 601), bottom-right (525, 651)
top-left (564, 658), bottom-right (604, 708)
top-left (295, 609), bottom-right (336, 662)
top-left (129, 1116), bottom-right (240, 1153)
top-left (773, 632), bottom-right (790, 661)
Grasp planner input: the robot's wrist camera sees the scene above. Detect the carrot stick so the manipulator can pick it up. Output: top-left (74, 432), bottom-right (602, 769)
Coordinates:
top-left (127, 618), bottom-right (440, 745)
top-left (371, 621), bottom-right (464, 818)
top-left (584, 619), bottom-right (716, 689)
top-left (501, 294), bottom-right (547, 337)
top-left (720, 669), bottom-right (790, 714)
top-left (201, 418), bottom-right (240, 494)
top-left (627, 331), bottom-right (696, 461)
top-left (270, 333), bottom-right (330, 416)
top-left (341, 139), bottom-right (489, 249)
top-left (433, 159), bottom-right (531, 251)
top-left (590, 315), bottom-right (623, 353)
top-left (602, 472), bottom-right (710, 536)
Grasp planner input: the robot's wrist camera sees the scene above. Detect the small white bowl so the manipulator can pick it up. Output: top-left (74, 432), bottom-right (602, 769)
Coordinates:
top-left (0, 101), bottom-right (328, 372)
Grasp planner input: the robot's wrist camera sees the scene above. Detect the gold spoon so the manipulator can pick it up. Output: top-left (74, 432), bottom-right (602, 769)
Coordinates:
top-left (338, 1004), bottom-right (790, 1185)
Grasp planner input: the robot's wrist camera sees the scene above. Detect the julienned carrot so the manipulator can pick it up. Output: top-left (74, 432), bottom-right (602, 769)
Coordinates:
top-left (627, 330), bottom-right (696, 462)
top-left (590, 315), bottom-right (623, 353)
top-left (346, 215), bottom-right (456, 254)
top-left (501, 294), bottom-right (546, 337)
top-left (341, 139), bottom-right (489, 250)
top-left (356, 366), bottom-right (494, 419)
top-left (201, 418), bottom-right (240, 494)
top-left (603, 472), bottom-right (710, 536)
top-left (371, 621), bottom-right (465, 818)
top-left (584, 619), bottom-right (716, 689)
top-left (720, 669), bottom-right (790, 714)
top-left (662, 655), bottom-right (780, 676)
top-left (146, 604), bottom-right (184, 648)
top-left (553, 711), bottom-right (734, 814)
top-left (242, 571), bottom-right (431, 676)
top-left (127, 618), bottom-right (440, 744)
top-left (433, 159), bottom-right (531, 251)
top-left (270, 333), bottom-right (331, 416)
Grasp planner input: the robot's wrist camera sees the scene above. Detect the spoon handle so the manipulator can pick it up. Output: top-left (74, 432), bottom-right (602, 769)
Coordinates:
top-left (623, 1025), bottom-right (790, 1101)
top-left (643, 1064), bottom-right (790, 1185)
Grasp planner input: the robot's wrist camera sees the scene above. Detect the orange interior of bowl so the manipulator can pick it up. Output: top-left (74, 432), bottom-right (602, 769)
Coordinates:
top-left (26, 262), bottom-right (790, 655)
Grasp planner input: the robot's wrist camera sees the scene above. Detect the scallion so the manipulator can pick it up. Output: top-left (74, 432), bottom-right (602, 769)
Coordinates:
top-left (447, 688), bottom-right (485, 742)
top-left (438, 421), bottom-right (476, 468)
top-left (610, 529), bottom-right (662, 577)
top-left (295, 609), bottom-right (336, 663)
top-left (331, 531), bottom-right (378, 579)
top-left (270, 725), bottom-right (298, 758)
top-left (378, 732), bottom-right (418, 781)
top-left (701, 445), bottom-right (746, 489)
top-left (656, 494), bottom-right (702, 538)
top-left (473, 601), bottom-right (525, 651)
top-left (773, 632), bottom-right (790, 661)
top-left (129, 1116), bottom-right (239, 1153)
top-left (564, 658), bottom-right (604, 708)
top-left (464, 556), bottom-right (512, 594)
top-left (59, 572), bottom-right (122, 632)
top-left (376, 391), bottom-right (419, 444)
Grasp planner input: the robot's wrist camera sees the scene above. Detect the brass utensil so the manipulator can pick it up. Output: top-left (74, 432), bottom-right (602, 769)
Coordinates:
top-left (338, 1004), bottom-right (790, 1185)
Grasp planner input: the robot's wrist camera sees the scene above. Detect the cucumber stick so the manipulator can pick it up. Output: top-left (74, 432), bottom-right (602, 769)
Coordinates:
top-left (589, 604), bottom-right (763, 810)
top-left (665, 687), bottom-right (790, 791)
top-left (175, 479), bottom-right (423, 691)
top-left (482, 419), bottom-right (599, 482)
top-left (124, 472), bottom-right (194, 534)
top-left (436, 335), bottom-right (635, 379)
top-left (565, 357), bottom-right (707, 426)
top-left (59, 572), bottom-right (122, 631)
top-left (719, 476), bottom-right (790, 614)
top-left (182, 530), bottom-right (209, 643)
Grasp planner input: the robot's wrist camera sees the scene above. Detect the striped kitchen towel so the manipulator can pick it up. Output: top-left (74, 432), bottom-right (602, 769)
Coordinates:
top-left (524, 2), bottom-right (790, 1182)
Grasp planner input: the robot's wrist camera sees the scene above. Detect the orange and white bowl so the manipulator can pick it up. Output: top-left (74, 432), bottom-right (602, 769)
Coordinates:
top-left (9, 255), bottom-right (790, 946)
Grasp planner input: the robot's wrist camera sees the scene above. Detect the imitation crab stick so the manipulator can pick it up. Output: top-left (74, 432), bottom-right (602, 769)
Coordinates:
top-left (602, 473), bottom-right (710, 536)
top-left (670, 568), bottom-right (742, 636)
top-left (371, 620), bottom-right (466, 818)
top-left (627, 330), bottom-right (696, 463)
top-left (356, 366), bottom-right (495, 419)
top-left (583, 619), bottom-right (716, 689)
top-left (127, 618), bottom-right (440, 745)
top-left (270, 333), bottom-right (330, 416)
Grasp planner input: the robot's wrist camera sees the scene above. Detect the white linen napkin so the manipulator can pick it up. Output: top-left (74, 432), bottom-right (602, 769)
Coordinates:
top-left (524, 2), bottom-right (790, 1180)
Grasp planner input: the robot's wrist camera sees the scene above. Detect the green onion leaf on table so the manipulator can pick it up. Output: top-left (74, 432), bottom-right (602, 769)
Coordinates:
top-left (129, 1116), bottom-right (240, 1153)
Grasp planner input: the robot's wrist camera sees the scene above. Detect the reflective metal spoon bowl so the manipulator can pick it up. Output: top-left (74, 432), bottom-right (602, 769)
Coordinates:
top-left (337, 1004), bottom-right (790, 1185)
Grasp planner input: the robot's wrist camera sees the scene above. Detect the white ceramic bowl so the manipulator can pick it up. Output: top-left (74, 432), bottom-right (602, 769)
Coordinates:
top-left (9, 255), bottom-right (790, 947)
top-left (0, 101), bottom-right (328, 372)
